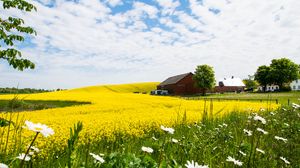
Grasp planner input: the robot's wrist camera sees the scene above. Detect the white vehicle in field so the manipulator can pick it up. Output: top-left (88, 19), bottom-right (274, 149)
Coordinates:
top-left (150, 90), bottom-right (169, 95)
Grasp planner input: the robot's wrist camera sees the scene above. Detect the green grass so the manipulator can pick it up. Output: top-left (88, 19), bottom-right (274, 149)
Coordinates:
top-left (183, 91), bottom-right (300, 105)
top-left (0, 98), bottom-right (90, 112)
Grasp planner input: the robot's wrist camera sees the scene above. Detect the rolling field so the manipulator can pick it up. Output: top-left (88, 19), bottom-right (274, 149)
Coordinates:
top-left (0, 83), bottom-right (278, 154)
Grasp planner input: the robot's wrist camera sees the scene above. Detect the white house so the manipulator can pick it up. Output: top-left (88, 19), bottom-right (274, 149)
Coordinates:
top-left (258, 84), bottom-right (279, 92)
top-left (290, 79), bottom-right (300, 91)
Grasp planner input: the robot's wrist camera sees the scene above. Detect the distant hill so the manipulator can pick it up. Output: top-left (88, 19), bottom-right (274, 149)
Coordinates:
top-left (68, 82), bottom-right (159, 94)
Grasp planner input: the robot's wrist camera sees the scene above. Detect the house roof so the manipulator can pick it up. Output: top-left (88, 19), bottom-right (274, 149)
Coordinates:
top-left (218, 77), bottom-right (245, 87)
top-left (158, 72), bottom-right (192, 86)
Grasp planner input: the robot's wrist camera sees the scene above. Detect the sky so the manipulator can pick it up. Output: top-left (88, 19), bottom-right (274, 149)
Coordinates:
top-left (0, 0), bottom-right (300, 89)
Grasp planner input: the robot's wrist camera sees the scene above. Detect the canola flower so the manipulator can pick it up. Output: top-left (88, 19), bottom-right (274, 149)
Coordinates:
top-left (89, 153), bottom-right (105, 163)
top-left (279, 156), bottom-right (290, 165)
top-left (185, 160), bottom-right (208, 168)
top-left (226, 156), bottom-right (243, 166)
top-left (0, 83), bottom-right (279, 154)
top-left (0, 163), bottom-right (8, 168)
top-left (16, 153), bottom-right (30, 161)
top-left (275, 136), bottom-right (288, 143)
top-left (141, 146), bottom-right (153, 153)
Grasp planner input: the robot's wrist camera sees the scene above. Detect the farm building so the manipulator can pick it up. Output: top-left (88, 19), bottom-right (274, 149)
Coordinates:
top-left (290, 79), bottom-right (300, 91)
top-left (157, 73), bottom-right (245, 95)
top-left (157, 72), bottom-right (201, 95)
top-left (214, 76), bottom-right (245, 93)
top-left (258, 84), bottom-right (279, 92)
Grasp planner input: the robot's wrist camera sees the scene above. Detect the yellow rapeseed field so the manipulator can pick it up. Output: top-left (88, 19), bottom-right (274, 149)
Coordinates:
top-left (0, 82), bottom-right (278, 153)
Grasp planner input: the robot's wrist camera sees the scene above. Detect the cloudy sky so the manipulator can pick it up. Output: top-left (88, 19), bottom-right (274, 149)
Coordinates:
top-left (1, 0), bottom-right (299, 89)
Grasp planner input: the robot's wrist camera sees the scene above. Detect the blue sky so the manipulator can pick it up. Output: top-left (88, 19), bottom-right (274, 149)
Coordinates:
top-left (0, 0), bottom-right (299, 89)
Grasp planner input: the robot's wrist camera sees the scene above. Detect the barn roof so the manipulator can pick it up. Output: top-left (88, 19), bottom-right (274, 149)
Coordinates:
top-left (158, 72), bottom-right (192, 86)
top-left (218, 77), bottom-right (245, 87)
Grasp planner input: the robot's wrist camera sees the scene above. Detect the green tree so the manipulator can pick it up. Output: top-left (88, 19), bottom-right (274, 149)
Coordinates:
top-left (193, 64), bottom-right (216, 96)
top-left (254, 65), bottom-right (271, 92)
top-left (243, 75), bottom-right (258, 91)
top-left (269, 58), bottom-right (300, 89)
top-left (0, 0), bottom-right (36, 70)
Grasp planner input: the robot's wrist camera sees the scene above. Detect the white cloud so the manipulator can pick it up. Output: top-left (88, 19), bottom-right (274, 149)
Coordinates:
top-left (0, 0), bottom-right (299, 89)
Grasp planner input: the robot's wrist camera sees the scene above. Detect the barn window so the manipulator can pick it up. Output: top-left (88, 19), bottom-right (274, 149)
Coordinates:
top-left (293, 86), bottom-right (296, 90)
top-left (298, 85), bottom-right (300, 89)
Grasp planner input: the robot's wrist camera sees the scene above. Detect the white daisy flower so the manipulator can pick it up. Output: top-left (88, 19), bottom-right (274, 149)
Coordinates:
top-left (185, 160), bottom-right (209, 168)
top-left (171, 138), bottom-right (179, 143)
top-left (253, 115), bottom-right (266, 124)
top-left (279, 156), bottom-right (290, 164)
top-left (0, 163), bottom-right (8, 168)
top-left (284, 123), bottom-right (289, 127)
top-left (89, 153), bottom-right (105, 163)
top-left (226, 156), bottom-right (243, 166)
top-left (239, 150), bottom-right (246, 156)
top-left (256, 128), bottom-right (268, 135)
top-left (292, 103), bottom-right (300, 109)
top-left (152, 136), bottom-right (158, 141)
top-left (16, 153), bottom-right (31, 161)
top-left (28, 152), bottom-right (34, 156)
top-left (30, 146), bottom-right (40, 153)
top-left (23, 121), bottom-right (54, 137)
top-left (243, 129), bottom-right (252, 136)
top-left (160, 125), bottom-right (175, 134)
top-left (275, 136), bottom-right (288, 143)
top-left (256, 148), bottom-right (265, 154)
top-left (141, 146), bottom-right (153, 153)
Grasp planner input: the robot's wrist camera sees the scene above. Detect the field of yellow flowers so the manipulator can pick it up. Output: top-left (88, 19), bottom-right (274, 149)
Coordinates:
top-left (0, 82), bottom-right (278, 152)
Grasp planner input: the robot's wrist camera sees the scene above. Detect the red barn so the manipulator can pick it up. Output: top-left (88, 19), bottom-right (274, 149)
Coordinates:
top-left (157, 73), bottom-right (245, 95)
top-left (157, 72), bottom-right (201, 95)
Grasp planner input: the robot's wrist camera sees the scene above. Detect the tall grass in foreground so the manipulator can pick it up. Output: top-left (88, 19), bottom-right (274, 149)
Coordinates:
top-left (1, 103), bottom-right (299, 167)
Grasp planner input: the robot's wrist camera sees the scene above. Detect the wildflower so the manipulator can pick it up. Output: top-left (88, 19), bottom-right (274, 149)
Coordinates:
top-left (282, 108), bottom-right (287, 111)
top-left (253, 115), bottom-right (266, 124)
top-left (29, 152), bottom-right (34, 156)
top-left (152, 136), bottom-right (158, 141)
top-left (256, 128), bottom-right (268, 135)
top-left (223, 123), bottom-right (228, 127)
top-left (0, 163), bottom-right (8, 168)
top-left (185, 160), bottom-right (209, 168)
top-left (89, 153), bottom-right (105, 163)
top-left (279, 156), bottom-right (290, 164)
top-left (172, 138), bottom-right (179, 143)
top-left (141, 146), bottom-right (153, 153)
top-left (23, 121), bottom-right (54, 137)
top-left (260, 108), bottom-right (265, 112)
top-left (160, 125), bottom-right (174, 134)
top-left (243, 129), bottom-right (252, 136)
top-left (212, 147), bottom-right (217, 151)
top-left (284, 123), bottom-right (289, 127)
top-left (30, 146), bottom-right (40, 153)
top-left (226, 156), bottom-right (243, 166)
top-left (239, 150), bottom-right (246, 156)
top-left (275, 136), bottom-right (288, 143)
top-left (256, 148), bottom-right (265, 154)
top-left (292, 103), bottom-right (300, 109)
top-left (16, 153), bottom-right (31, 161)
top-left (270, 112), bottom-right (275, 115)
